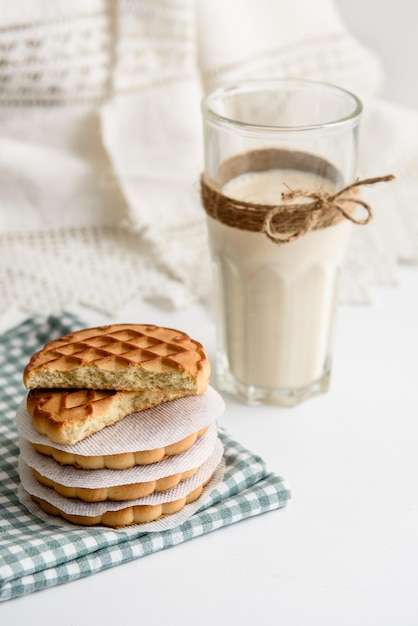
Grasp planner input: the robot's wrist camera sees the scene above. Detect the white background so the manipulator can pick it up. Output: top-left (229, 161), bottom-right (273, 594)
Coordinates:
top-left (335, 0), bottom-right (418, 108)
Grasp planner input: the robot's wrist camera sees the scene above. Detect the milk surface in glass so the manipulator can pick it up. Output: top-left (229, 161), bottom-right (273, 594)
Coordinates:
top-left (207, 168), bottom-right (351, 402)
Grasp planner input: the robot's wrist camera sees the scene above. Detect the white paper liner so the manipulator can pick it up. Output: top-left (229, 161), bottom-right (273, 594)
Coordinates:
top-left (15, 385), bottom-right (224, 455)
top-left (19, 422), bottom-right (218, 488)
top-left (19, 437), bottom-right (224, 515)
top-left (18, 458), bottom-right (225, 533)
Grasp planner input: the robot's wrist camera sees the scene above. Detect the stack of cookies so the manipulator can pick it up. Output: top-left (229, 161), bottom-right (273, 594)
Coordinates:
top-left (16, 324), bottom-right (225, 528)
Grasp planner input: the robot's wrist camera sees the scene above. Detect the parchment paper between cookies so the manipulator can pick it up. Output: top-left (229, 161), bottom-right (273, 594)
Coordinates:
top-left (19, 422), bottom-right (218, 487)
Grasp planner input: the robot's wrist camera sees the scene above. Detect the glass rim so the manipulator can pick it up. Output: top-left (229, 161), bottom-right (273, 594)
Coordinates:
top-left (201, 78), bottom-right (363, 133)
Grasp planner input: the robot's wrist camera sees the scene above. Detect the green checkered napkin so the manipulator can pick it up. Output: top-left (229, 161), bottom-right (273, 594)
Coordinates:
top-left (0, 313), bottom-right (290, 602)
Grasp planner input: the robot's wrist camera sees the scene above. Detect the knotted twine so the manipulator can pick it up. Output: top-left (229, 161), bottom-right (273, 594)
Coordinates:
top-left (200, 149), bottom-right (395, 244)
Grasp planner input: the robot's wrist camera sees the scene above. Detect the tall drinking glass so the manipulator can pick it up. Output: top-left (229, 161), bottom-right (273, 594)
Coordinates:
top-left (201, 78), bottom-right (363, 406)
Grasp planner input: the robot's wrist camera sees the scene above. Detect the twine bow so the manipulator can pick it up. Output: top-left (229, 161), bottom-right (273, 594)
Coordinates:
top-left (262, 174), bottom-right (396, 243)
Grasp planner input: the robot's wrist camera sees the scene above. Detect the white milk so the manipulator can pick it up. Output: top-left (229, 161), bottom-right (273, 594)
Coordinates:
top-left (207, 169), bottom-right (351, 403)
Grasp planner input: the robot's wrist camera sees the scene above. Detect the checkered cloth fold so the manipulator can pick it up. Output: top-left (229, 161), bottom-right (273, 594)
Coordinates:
top-left (0, 313), bottom-right (290, 602)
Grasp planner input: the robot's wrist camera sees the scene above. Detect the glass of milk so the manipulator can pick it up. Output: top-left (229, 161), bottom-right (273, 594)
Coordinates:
top-left (201, 78), bottom-right (363, 406)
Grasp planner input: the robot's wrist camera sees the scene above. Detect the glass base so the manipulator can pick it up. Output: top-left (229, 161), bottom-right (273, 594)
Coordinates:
top-left (216, 356), bottom-right (331, 407)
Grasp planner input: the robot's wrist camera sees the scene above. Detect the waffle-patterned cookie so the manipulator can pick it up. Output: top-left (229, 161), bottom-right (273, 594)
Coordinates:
top-left (31, 426), bottom-right (209, 469)
top-left (30, 483), bottom-right (207, 527)
top-left (31, 466), bottom-right (199, 502)
top-left (23, 324), bottom-right (210, 394)
top-left (26, 387), bottom-right (192, 445)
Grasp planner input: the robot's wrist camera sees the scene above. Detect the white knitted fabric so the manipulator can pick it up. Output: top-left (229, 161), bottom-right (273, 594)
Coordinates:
top-left (0, 0), bottom-right (416, 315)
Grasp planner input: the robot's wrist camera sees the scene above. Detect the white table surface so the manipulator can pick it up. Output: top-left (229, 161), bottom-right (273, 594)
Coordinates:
top-left (1, 263), bottom-right (418, 625)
